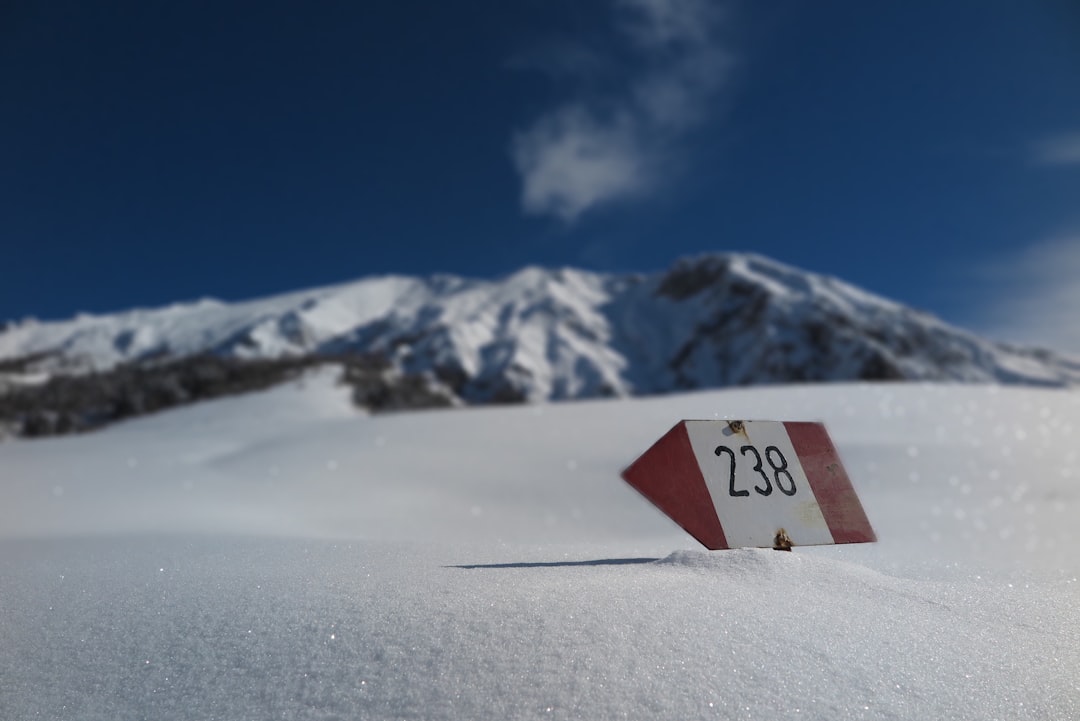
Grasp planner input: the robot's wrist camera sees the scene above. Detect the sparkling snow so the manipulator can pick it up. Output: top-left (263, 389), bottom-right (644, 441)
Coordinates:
top-left (1, 372), bottom-right (1078, 720)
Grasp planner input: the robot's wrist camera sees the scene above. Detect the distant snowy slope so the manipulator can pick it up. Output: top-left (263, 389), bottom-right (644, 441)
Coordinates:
top-left (2, 254), bottom-right (1078, 408)
top-left (3, 372), bottom-right (1078, 571)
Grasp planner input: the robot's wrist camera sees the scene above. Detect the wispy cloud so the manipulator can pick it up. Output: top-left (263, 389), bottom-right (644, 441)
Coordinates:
top-left (1031, 131), bottom-right (1080, 166)
top-left (511, 0), bottom-right (733, 223)
top-left (976, 235), bottom-right (1080, 355)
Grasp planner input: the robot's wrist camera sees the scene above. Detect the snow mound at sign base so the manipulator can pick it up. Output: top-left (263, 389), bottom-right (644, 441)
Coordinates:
top-left (1, 377), bottom-right (1079, 720)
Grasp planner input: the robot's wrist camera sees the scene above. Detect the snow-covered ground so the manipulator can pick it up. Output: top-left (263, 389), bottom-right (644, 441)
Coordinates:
top-left (1, 371), bottom-right (1078, 720)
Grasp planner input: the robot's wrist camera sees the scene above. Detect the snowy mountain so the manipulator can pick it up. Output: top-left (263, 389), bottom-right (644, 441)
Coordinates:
top-left (2, 253), bottom-right (1078, 429)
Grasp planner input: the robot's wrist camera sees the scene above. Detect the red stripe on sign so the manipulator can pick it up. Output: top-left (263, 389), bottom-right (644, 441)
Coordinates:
top-left (784, 422), bottom-right (876, 544)
top-left (621, 421), bottom-right (729, 550)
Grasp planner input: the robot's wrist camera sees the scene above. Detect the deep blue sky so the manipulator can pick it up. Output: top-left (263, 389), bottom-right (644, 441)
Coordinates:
top-left (3, 1), bottom-right (1080, 350)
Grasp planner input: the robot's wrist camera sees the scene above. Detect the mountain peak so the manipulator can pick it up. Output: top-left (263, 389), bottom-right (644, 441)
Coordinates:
top-left (1, 253), bottom-right (1077, 429)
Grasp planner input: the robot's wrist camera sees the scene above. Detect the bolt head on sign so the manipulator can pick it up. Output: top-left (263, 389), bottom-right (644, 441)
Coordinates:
top-left (621, 420), bottom-right (876, 550)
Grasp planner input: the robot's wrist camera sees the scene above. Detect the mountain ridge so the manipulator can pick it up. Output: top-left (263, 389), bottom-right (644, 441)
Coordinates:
top-left (2, 253), bottom-right (1077, 429)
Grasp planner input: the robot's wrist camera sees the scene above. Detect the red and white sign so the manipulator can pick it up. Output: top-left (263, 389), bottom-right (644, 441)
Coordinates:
top-left (621, 420), bottom-right (875, 550)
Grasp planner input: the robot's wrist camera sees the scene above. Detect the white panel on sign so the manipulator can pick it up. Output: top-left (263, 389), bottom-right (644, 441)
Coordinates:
top-left (684, 421), bottom-right (834, 548)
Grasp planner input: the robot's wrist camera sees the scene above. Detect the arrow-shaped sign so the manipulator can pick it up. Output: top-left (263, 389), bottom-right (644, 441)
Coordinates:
top-left (621, 420), bottom-right (876, 550)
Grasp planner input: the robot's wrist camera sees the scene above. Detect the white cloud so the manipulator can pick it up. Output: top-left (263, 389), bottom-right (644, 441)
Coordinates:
top-left (977, 235), bottom-right (1080, 355)
top-left (617, 0), bottom-right (717, 48)
top-left (1031, 131), bottom-right (1080, 166)
top-left (512, 106), bottom-right (651, 223)
top-left (511, 0), bottom-right (732, 223)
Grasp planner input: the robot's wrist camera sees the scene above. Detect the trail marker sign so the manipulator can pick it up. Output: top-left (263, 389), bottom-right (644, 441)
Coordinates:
top-left (621, 420), bottom-right (876, 550)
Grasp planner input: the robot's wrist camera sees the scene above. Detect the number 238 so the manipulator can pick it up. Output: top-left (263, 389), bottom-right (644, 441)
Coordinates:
top-left (714, 445), bottom-right (797, 497)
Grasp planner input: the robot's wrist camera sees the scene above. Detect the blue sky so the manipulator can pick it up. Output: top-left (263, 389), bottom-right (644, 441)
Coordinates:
top-left (3, 1), bottom-right (1079, 351)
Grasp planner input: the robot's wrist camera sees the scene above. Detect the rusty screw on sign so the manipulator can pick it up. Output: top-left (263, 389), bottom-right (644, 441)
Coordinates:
top-left (773, 528), bottom-right (793, 551)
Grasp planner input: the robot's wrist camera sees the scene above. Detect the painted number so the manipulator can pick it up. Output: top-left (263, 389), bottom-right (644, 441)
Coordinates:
top-left (713, 445), bottom-right (797, 498)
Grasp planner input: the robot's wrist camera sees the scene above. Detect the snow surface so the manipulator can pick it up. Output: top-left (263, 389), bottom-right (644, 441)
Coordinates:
top-left (1, 372), bottom-right (1079, 720)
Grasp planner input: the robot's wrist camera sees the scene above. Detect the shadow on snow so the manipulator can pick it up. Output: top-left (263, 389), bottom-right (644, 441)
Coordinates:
top-left (448, 557), bottom-right (660, 570)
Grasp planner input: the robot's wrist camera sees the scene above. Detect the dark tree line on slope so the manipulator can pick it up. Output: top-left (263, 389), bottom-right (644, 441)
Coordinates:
top-left (0, 353), bottom-right (454, 438)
